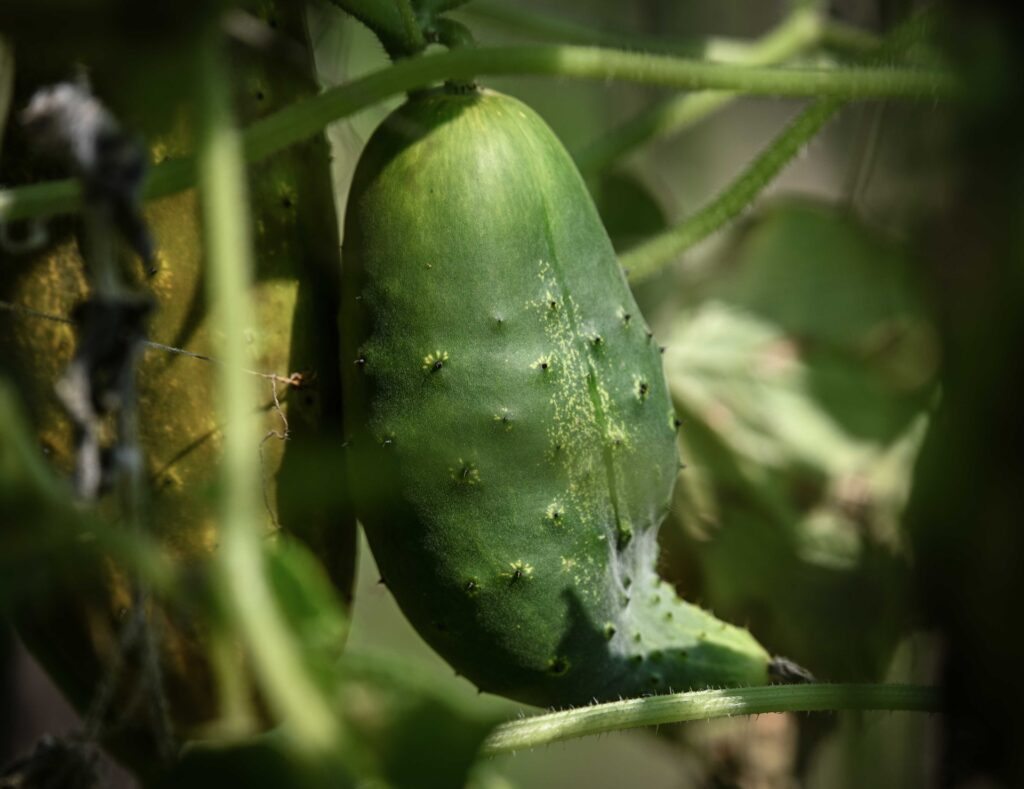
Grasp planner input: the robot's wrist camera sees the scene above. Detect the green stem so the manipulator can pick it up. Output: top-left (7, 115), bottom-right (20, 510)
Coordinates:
top-left (575, 7), bottom-right (824, 177)
top-left (194, 25), bottom-right (340, 753)
top-left (621, 99), bottom-right (841, 281)
top-left (482, 684), bottom-right (939, 755)
top-left (393, 0), bottom-right (426, 53)
top-left (0, 44), bottom-right (957, 224)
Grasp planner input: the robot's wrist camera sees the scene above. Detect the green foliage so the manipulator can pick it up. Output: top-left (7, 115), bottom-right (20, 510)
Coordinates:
top-left (265, 538), bottom-right (351, 693)
top-left (663, 200), bottom-right (937, 679)
top-left (0, 2), bottom-right (959, 786)
top-left (0, 381), bottom-right (171, 604)
top-left (160, 664), bottom-right (500, 789)
top-left (589, 170), bottom-right (668, 255)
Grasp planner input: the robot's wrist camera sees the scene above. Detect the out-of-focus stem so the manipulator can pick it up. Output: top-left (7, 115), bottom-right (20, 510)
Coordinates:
top-left (193, 22), bottom-right (340, 753)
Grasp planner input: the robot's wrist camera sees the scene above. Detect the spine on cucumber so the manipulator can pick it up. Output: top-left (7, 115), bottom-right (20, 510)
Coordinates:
top-left (341, 87), bottom-right (790, 707)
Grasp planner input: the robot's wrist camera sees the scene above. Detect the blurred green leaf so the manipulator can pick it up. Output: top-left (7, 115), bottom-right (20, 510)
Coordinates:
top-left (0, 379), bottom-right (172, 603)
top-left (661, 199), bottom-right (937, 680)
top-left (159, 649), bottom-right (502, 789)
top-left (265, 535), bottom-right (351, 693)
top-left (590, 168), bottom-right (675, 317)
top-left (590, 169), bottom-right (669, 254)
top-left (337, 651), bottom-right (505, 789)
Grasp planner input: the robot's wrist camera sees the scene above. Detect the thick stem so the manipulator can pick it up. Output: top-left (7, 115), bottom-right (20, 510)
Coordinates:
top-left (193, 23), bottom-right (340, 753)
top-left (620, 99), bottom-right (841, 281)
top-left (482, 684), bottom-right (939, 755)
top-left (0, 44), bottom-right (957, 224)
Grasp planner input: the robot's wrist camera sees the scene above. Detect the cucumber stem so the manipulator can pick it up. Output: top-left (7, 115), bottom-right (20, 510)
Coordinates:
top-left (482, 683), bottom-right (940, 755)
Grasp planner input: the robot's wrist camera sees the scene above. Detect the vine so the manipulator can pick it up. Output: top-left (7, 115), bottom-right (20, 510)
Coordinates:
top-left (620, 99), bottom-right (841, 280)
top-left (483, 684), bottom-right (939, 755)
top-left (0, 44), bottom-right (956, 223)
top-left (193, 23), bottom-right (341, 754)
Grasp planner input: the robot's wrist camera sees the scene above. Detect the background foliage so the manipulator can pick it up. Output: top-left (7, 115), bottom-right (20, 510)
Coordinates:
top-left (2, 0), bottom-right (1021, 787)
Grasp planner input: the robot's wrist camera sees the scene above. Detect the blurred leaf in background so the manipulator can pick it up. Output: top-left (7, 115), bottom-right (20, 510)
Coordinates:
top-left (661, 199), bottom-right (939, 681)
top-left (158, 648), bottom-right (504, 789)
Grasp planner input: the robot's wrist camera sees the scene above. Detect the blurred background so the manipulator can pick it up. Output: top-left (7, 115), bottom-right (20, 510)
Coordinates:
top-left (3, 0), bottom-right (1023, 787)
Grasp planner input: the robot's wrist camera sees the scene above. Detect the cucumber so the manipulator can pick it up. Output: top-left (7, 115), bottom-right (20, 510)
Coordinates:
top-left (341, 87), bottom-right (779, 706)
top-left (0, 0), bottom-right (353, 756)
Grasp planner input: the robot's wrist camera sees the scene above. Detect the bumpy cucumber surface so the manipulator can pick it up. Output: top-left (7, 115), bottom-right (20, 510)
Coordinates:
top-left (341, 87), bottom-right (775, 707)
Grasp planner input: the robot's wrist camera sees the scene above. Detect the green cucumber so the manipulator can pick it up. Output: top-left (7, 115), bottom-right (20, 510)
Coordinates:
top-left (0, 0), bottom-right (354, 755)
top-left (341, 87), bottom-right (782, 707)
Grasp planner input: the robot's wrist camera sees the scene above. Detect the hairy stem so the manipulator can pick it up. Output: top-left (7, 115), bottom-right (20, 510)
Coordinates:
top-left (194, 24), bottom-right (340, 752)
top-left (483, 684), bottom-right (939, 754)
top-left (0, 44), bottom-right (956, 224)
top-left (621, 99), bottom-right (840, 281)
top-left (616, 10), bottom-right (937, 280)
top-left (574, 7), bottom-right (824, 177)
top-left (246, 45), bottom-right (954, 161)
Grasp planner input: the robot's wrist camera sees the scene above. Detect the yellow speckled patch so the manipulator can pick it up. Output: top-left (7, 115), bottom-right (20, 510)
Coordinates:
top-left (422, 350), bottom-right (449, 372)
top-left (527, 260), bottom-right (633, 544)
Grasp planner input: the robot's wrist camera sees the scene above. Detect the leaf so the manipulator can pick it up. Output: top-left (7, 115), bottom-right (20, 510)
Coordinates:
top-left (158, 650), bottom-right (502, 789)
top-left (264, 535), bottom-right (351, 694)
top-left (661, 199), bottom-right (937, 679)
top-left (0, 380), bottom-right (170, 603)
top-left (590, 168), bottom-right (675, 318)
top-left (590, 169), bottom-right (668, 254)
top-left (337, 651), bottom-right (506, 789)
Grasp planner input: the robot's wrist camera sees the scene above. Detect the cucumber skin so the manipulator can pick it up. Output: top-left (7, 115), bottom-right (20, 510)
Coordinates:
top-left (341, 88), bottom-right (771, 707)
